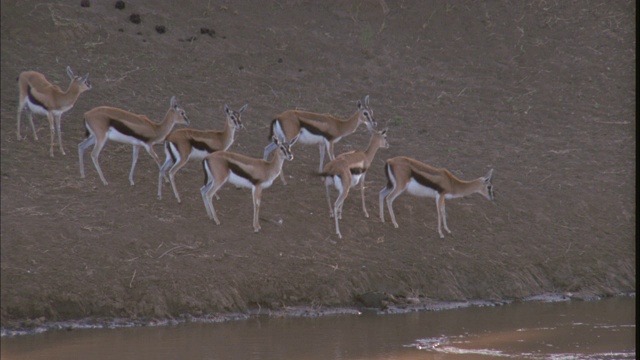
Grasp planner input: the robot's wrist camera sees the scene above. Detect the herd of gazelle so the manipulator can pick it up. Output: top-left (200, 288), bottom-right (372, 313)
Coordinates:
top-left (16, 66), bottom-right (495, 239)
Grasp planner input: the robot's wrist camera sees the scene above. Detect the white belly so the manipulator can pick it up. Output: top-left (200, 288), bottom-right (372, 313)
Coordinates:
top-left (189, 148), bottom-right (210, 160)
top-left (106, 128), bottom-right (148, 147)
top-left (26, 99), bottom-right (72, 117)
top-left (25, 100), bottom-right (50, 116)
top-left (296, 128), bottom-right (326, 145)
top-left (406, 179), bottom-right (439, 198)
top-left (350, 174), bottom-right (363, 187)
top-left (227, 171), bottom-right (256, 189)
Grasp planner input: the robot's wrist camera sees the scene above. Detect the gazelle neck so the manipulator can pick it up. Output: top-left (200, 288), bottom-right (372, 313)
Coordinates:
top-left (335, 110), bottom-right (363, 135)
top-left (59, 80), bottom-right (84, 106)
top-left (222, 117), bottom-right (237, 149)
top-left (157, 108), bottom-right (179, 136)
top-left (450, 176), bottom-right (485, 198)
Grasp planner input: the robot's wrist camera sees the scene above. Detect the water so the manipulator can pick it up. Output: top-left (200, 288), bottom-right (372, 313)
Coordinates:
top-left (1, 295), bottom-right (635, 360)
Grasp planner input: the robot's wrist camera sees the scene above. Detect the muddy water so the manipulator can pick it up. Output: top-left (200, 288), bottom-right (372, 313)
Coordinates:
top-left (1, 295), bottom-right (635, 360)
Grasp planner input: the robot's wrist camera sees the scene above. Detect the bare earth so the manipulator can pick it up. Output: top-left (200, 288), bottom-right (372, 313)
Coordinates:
top-left (0, 1), bottom-right (635, 330)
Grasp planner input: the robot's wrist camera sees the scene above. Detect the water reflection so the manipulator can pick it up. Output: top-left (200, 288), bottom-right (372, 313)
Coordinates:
top-left (1, 295), bottom-right (635, 360)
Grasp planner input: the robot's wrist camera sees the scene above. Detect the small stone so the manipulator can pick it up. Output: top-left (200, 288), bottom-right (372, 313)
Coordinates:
top-left (115, 0), bottom-right (125, 9)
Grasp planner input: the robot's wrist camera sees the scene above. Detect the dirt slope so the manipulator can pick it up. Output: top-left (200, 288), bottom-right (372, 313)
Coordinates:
top-left (0, 0), bottom-right (635, 327)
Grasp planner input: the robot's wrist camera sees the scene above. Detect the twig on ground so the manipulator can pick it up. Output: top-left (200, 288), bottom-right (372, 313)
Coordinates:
top-left (129, 269), bottom-right (136, 288)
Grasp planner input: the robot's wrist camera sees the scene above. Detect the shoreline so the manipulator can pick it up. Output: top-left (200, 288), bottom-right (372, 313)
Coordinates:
top-left (2, 291), bottom-right (634, 337)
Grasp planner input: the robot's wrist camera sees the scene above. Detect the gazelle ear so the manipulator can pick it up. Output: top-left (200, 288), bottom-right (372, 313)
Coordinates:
top-left (224, 104), bottom-right (231, 115)
top-left (170, 96), bottom-right (177, 108)
top-left (271, 135), bottom-right (280, 145)
top-left (484, 169), bottom-right (494, 183)
top-left (357, 99), bottom-right (363, 110)
top-left (66, 66), bottom-right (75, 79)
top-left (364, 95), bottom-right (370, 107)
top-left (239, 104), bottom-right (248, 113)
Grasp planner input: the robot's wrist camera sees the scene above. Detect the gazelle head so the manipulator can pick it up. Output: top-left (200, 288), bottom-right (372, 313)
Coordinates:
top-left (271, 135), bottom-right (293, 161)
top-left (479, 169), bottom-right (495, 201)
top-left (224, 103), bottom-right (248, 131)
top-left (371, 127), bottom-right (390, 149)
top-left (357, 95), bottom-right (377, 131)
top-left (66, 65), bottom-right (92, 93)
top-left (169, 96), bottom-right (190, 126)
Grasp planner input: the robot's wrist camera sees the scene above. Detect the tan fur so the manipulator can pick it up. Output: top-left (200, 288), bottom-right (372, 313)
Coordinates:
top-left (379, 156), bottom-right (495, 238)
top-left (321, 128), bottom-right (389, 239)
top-left (264, 95), bottom-right (377, 185)
top-left (78, 96), bottom-right (189, 186)
top-left (16, 66), bottom-right (91, 156)
top-left (201, 137), bottom-right (293, 233)
top-left (158, 104), bottom-right (247, 203)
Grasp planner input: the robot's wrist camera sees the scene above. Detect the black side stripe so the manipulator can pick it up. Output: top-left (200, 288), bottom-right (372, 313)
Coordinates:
top-left (411, 170), bottom-right (445, 193)
top-left (228, 162), bottom-right (260, 185)
top-left (189, 138), bottom-right (219, 153)
top-left (108, 118), bottom-right (150, 142)
top-left (300, 121), bottom-right (334, 140)
top-left (349, 167), bottom-right (367, 175)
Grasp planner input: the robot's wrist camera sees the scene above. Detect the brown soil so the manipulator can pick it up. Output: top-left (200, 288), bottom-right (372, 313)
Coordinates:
top-left (0, 1), bottom-right (635, 329)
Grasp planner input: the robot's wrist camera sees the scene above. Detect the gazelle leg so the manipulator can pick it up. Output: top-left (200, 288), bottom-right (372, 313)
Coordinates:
top-left (157, 154), bottom-right (174, 200)
top-left (27, 111), bottom-right (38, 141)
top-left (129, 145), bottom-right (140, 185)
top-left (332, 175), bottom-right (350, 238)
top-left (90, 137), bottom-right (109, 185)
top-left (318, 142), bottom-right (326, 172)
top-left (47, 112), bottom-right (55, 157)
top-left (54, 114), bottom-right (65, 155)
top-left (360, 174), bottom-right (369, 218)
top-left (441, 198), bottom-right (452, 235)
top-left (384, 186), bottom-right (404, 228)
top-left (78, 134), bottom-right (96, 179)
top-left (201, 180), bottom-right (222, 224)
top-left (436, 195), bottom-right (445, 238)
top-left (252, 186), bottom-right (263, 232)
top-left (168, 157), bottom-right (189, 204)
top-left (325, 180), bottom-right (334, 218)
top-left (379, 184), bottom-right (392, 223)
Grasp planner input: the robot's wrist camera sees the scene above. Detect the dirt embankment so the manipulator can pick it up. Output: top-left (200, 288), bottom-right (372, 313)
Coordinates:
top-left (1, 0), bottom-right (635, 330)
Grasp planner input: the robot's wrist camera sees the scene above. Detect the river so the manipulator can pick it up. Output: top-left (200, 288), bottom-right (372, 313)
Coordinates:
top-left (1, 295), bottom-right (635, 360)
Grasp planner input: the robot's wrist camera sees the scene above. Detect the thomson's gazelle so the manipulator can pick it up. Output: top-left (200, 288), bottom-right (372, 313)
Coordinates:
top-left (78, 96), bottom-right (190, 186)
top-left (320, 128), bottom-right (389, 239)
top-left (379, 156), bottom-right (495, 238)
top-left (201, 136), bottom-right (293, 233)
top-left (158, 103), bottom-right (248, 203)
top-left (16, 66), bottom-right (92, 156)
top-left (264, 95), bottom-right (377, 185)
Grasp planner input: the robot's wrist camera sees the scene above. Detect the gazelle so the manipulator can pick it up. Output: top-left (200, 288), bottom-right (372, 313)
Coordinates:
top-left (263, 95), bottom-right (377, 185)
top-left (379, 156), bottom-right (495, 238)
top-left (158, 103), bottom-right (248, 203)
top-left (320, 128), bottom-right (389, 239)
top-left (16, 66), bottom-right (92, 156)
top-left (201, 136), bottom-right (293, 233)
top-left (78, 96), bottom-right (189, 186)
